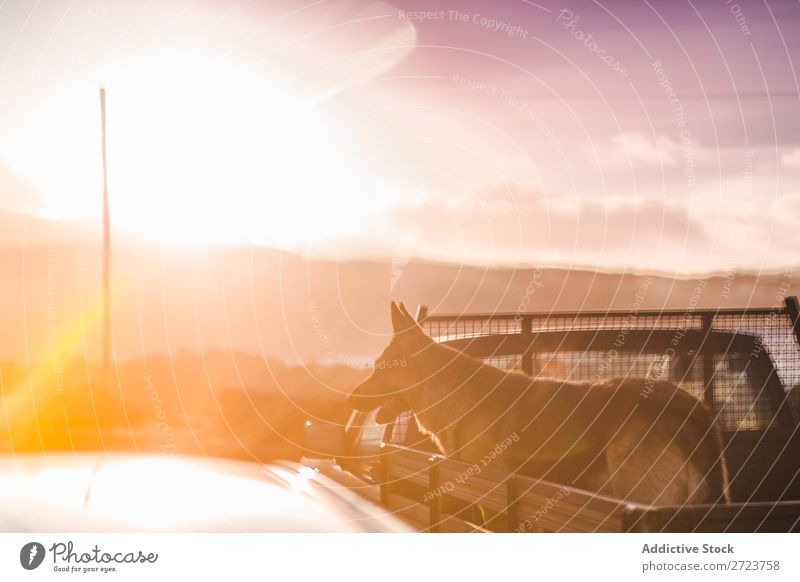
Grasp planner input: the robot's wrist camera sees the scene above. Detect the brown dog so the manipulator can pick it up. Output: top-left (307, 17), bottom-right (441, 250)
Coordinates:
top-left (348, 302), bottom-right (729, 505)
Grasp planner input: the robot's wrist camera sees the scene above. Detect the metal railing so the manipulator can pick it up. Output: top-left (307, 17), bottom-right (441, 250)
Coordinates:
top-left (417, 298), bottom-right (800, 431)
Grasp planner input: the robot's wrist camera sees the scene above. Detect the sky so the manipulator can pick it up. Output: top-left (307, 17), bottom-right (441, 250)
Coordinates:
top-left (0, 0), bottom-right (799, 274)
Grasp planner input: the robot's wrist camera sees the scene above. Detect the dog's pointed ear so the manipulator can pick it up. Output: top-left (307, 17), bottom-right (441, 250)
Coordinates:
top-left (398, 303), bottom-right (427, 336)
top-left (390, 301), bottom-right (407, 334)
top-left (398, 303), bottom-right (412, 323)
top-left (401, 303), bottom-right (421, 329)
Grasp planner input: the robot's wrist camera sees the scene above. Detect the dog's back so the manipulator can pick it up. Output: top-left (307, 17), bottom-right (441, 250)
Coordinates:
top-left (443, 372), bottom-right (729, 505)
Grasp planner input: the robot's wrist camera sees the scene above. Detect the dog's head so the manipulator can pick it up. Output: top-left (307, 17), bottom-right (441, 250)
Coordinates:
top-left (347, 302), bottom-right (431, 423)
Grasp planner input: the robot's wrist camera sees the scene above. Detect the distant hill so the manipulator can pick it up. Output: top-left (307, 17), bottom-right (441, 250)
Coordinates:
top-left (0, 232), bottom-right (796, 366)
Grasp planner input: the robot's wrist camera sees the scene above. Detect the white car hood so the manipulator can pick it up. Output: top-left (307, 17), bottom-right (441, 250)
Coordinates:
top-left (0, 454), bottom-right (411, 532)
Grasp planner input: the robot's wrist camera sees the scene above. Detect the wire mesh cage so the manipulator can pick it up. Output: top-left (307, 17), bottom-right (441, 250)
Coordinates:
top-left (421, 299), bottom-right (800, 432)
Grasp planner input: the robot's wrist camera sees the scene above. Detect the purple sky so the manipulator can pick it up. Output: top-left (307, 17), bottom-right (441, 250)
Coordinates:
top-left (0, 0), bottom-right (798, 274)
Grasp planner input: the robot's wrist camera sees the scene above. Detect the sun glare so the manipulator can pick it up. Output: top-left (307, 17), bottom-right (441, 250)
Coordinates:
top-left (4, 50), bottom-right (377, 249)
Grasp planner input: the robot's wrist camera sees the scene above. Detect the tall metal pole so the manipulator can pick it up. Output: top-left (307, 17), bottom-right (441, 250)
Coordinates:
top-left (99, 88), bottom-right (111, 392)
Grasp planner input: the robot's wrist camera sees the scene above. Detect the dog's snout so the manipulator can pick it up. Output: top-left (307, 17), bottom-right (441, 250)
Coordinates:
top-left (347, 384), bottom-right (384, 411)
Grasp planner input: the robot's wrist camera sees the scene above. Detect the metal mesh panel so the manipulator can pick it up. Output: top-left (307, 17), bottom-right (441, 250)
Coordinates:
top-left (423, 313), bottom-right (705, 339)
top-left (712, 311), bottom-right (800, 396)
top-left (527, 313), bottom-right (703, 333)
top-left (712, 353), bottom-right (777, 431)
top-left (422, 304), bottom-right (800, 432)
top-left (423, 317), bottom-right (522, 343)
top-left (530, 351), bottom-right (704, 399)
top-left (483, 355), bottom-right (523, 371)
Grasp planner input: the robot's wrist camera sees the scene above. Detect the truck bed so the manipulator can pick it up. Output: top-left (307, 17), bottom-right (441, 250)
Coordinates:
top-left (380, 445), bottom-right (800, 533)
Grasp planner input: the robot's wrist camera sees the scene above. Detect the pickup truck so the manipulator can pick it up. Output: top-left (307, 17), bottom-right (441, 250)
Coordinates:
top-left (304, 298), bottom-right (800, 532)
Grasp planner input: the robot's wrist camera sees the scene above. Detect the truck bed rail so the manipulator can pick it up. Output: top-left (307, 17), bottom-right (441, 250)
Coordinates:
top-left (379, 445), bottom-right (800, 532)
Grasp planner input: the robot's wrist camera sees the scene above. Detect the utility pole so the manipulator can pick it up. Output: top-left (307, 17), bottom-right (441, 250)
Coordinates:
top-left (99, 88), bottom-right (111, 392)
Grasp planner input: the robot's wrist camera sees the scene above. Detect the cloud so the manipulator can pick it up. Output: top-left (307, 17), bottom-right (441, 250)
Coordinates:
top-left (781, 149), bottom-right (800, 169)
top-left (584, 131), bottom-right (712, 170)
top-left (387, 185), bottom-right (710, 271)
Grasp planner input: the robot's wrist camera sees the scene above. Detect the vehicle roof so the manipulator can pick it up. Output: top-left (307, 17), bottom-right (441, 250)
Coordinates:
top-left (0, 453), bottom-right (412, 532)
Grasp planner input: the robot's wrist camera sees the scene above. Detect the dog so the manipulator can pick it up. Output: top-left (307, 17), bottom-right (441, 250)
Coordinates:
top-left (348, 302), bottom-right (729, 506)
